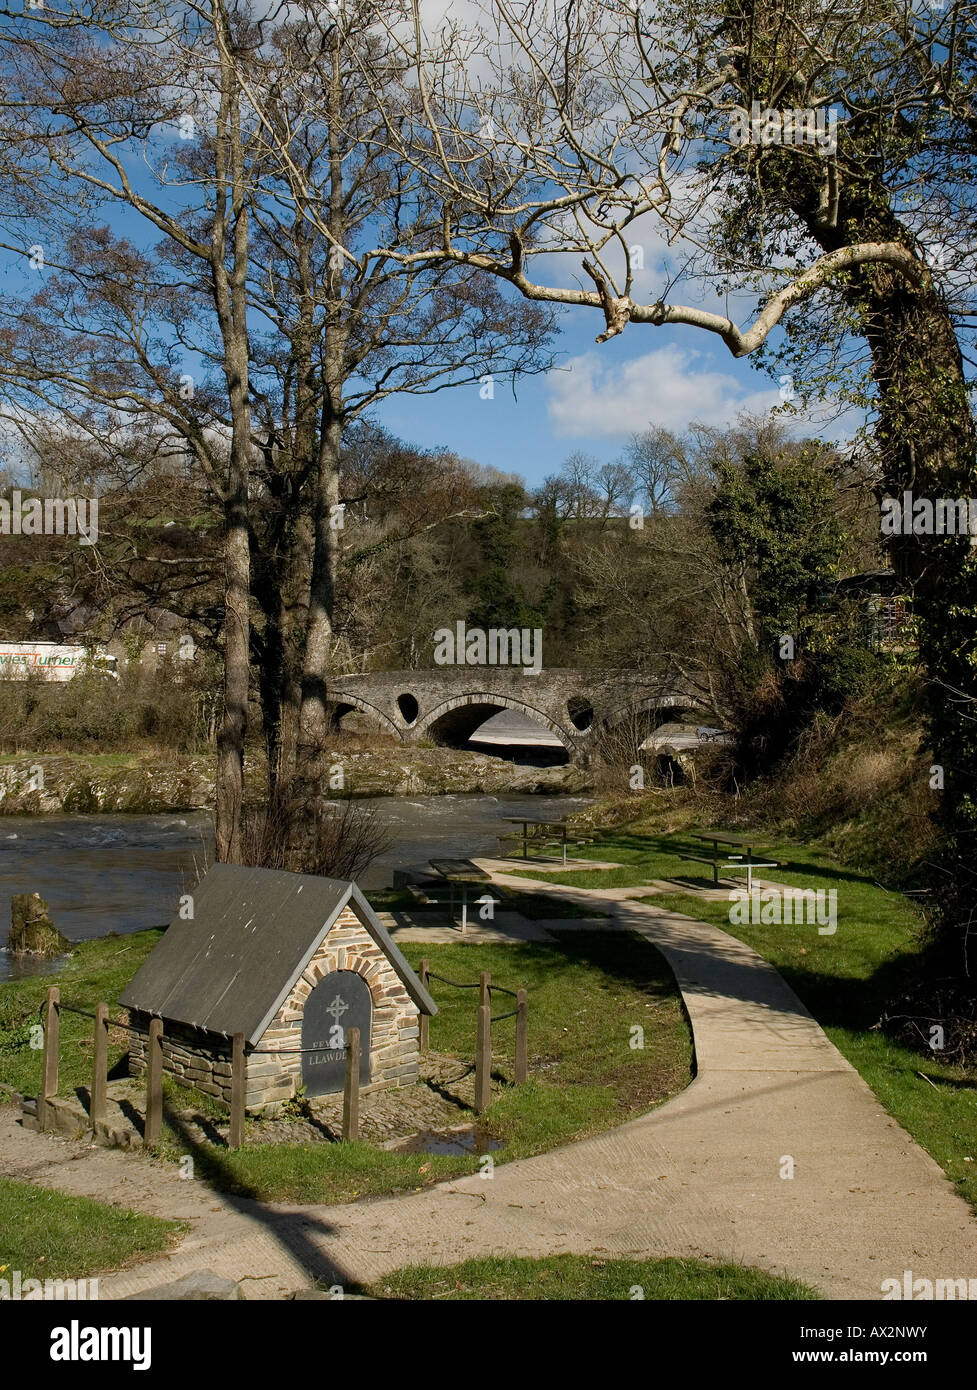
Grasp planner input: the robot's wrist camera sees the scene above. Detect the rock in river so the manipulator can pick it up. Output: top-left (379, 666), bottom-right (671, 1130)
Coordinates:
top-left (8, 892), bottom-right (71, 957)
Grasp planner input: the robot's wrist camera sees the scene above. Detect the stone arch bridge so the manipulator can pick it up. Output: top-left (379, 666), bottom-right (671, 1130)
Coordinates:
top-left (326, 669), bottom-right (706, 764)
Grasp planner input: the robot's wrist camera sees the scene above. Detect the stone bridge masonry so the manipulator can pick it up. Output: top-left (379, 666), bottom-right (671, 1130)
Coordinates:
top-left (325, 668), bottom-right (704, 764)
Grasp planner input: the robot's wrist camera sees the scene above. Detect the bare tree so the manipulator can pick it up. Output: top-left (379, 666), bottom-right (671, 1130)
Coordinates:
top-left (241, 785), bottom-right (392, 883)
top-left (234, 2), bottom-right (555, 783)
top-left (369, 1), bottom-right (931, 348)
top-left (0, 0), bottom-right (555, 854)
top-left (0, 0), bottom-right (268, 861)
top-left (624, 427), bottom-right (690, 516)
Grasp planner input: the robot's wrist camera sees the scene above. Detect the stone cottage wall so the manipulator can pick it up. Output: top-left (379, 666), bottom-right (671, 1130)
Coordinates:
top-left (128, 1016), bottom-right (233, 1103)
top-left (247, 905), bottom-right (420, 1110)
top-left (127, 905), bottom-right (420, 1113)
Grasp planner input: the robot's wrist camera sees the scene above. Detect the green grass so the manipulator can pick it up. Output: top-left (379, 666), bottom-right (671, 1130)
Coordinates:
top-left (1, 929), bottom-right (692, 1205)
top-left (515, 825), bottom-right (977, 1213)
top-left (364, 886), bottom-right (608, 919)
top-left (363, 888), bottom-right (426, 912)
top-left (0, 929), bottom-right (163, 1098)
top-left (507, 830), bottom-right (728, 891)
top-left (0, 751), bottom-right (108, 767)
top-left (164, 1132), bottom-right (472, 1205)
top-left (410, 931), bottom-right (689, 1090)
top-left (0, 751), bottom-right (186, 769)
top-left (363, 1252), bottom-right (820, 1300)
top-left (0, 1176), bottom-right (179, 1281)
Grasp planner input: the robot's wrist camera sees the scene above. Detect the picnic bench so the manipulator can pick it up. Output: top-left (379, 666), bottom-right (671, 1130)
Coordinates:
top-left (426, 858), bottom-right (499, 932)
top-left (677, 830), bottom-right (779, 890)
top-left (675, 850), bottom-right (726, 884)
top-left (499, 816), bottom-right (592, 865)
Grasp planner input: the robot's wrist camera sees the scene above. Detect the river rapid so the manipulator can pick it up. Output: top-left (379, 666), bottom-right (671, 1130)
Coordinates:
top-left (0, 791), bottom-right (591, 981)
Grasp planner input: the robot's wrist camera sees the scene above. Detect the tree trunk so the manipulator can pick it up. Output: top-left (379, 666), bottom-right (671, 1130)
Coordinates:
top-left (792, 203), bottom-right (977, 969)
top-left (212, 9), bottom-right (252, 862)
top-left (296, 46), bottom-right (347, 778)
top-left (857, 275), bottom-right (977, 965)
top-left (217, 483), bottom-right (250, 862)
top-left (297, 408), bottom-right (342, 766)
top-left (718, 0), bottom-right (977, 966)
top-left (277, 508), bottom-right (314, 782)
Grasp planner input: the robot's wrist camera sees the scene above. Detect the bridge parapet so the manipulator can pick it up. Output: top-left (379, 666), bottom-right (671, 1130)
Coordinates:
top-left (325, 668), bottom-right (705, 762)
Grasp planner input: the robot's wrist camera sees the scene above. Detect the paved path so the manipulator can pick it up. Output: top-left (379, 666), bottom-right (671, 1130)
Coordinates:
top-left (3, 873), bottom-right (975, 1300)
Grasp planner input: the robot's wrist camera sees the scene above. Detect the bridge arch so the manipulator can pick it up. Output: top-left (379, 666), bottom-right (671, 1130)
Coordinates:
top-left (602, 694), bottom-right (705, 729)
top-left (415, 692), bottom-right (578, 756)
top-left (596, 695), bottom-right (708, 751)
top-left (324, 693), bottom-right (401, 740)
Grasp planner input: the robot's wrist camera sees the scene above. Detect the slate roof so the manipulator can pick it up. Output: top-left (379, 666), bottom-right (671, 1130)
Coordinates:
top-left (119, 863), bottom-right (437, 1045)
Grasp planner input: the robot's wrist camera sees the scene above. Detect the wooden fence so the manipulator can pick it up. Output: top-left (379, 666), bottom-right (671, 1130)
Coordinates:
top-left (416, 962), bottom-right (529, 1114)
top-left (37, 966), bottom-right (525, 1140)
top-left (36, 986), bottom-right (362, 1149)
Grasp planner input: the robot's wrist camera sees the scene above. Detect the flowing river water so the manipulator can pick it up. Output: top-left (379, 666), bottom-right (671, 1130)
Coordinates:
top-left (0, 708), bottom-right (593, 980)
top-left (0, 791), bottom-right (591, 982)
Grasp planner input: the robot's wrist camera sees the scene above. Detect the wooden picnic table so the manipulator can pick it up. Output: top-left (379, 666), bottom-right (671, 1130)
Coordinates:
top-left (501, 816), bottom-right (570, 863)
top-left (427, 858), bottom-right (492, 932)
top-left (688, 831), bottom-right (778, 891)
top-left (693, 830), bottom-right (756, 857)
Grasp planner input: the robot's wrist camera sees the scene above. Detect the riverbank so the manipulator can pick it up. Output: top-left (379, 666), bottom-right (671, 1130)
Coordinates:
top-left (0, 748), bottom-right (591, 815)
top-left (0, 794), bottom-right (595, 973)
top-left (0, 923), bottom-right (694, 1205)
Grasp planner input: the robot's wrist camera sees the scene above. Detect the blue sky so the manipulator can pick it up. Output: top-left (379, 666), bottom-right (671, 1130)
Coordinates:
top-left (0, 108), bottom-right (820, 493)
top-left (375, 299), bottom-right (787, 488)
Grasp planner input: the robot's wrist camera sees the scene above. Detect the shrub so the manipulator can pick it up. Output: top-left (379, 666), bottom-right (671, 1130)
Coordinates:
top-left (241, 782), bottom-right (392, 881)
top-left (0, 657), bottom-right (220, 754)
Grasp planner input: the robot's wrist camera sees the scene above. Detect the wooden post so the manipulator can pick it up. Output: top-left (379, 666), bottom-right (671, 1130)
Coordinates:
top-left (145, 1018), bottom-right (163, 1146)
top-left (343, 1026), bottom-right (360, 1141)
top-left (91, 1002), bottom-right (108, 1125)
top-left (229, 1032), bottom-right (245, 1149)
top-left (419, 959), bottom-right (429, 1053)
top-left (479, 971), bottom-right (491, 1011)
top-left (474, 1004), bottom-right (491, 1114)
top-left (515, 989), bottom-right (528, 1085)
top-left (40, 986), bottom-right (59, 1132)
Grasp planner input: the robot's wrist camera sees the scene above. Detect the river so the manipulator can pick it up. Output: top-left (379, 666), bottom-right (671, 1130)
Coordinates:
top-left (0, 791), bottom-right (591, 981)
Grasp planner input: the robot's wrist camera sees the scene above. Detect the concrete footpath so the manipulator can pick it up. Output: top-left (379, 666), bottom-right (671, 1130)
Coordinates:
top-left (2, 873), bottom-right (975, 1300)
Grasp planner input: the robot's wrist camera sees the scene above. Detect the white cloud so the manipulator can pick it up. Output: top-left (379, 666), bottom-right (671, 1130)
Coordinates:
top-left (546, 344), bottom-right (783, 436)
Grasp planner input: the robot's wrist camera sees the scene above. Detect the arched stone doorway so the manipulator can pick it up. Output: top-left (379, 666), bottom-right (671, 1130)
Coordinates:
top-left (301, 969), bottom-right (373, 1096)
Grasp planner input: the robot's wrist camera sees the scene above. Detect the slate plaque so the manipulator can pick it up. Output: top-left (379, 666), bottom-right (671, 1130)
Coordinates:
top-left (302, 970), bottom-right (372, 1097)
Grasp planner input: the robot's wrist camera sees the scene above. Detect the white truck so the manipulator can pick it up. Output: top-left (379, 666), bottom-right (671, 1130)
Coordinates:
top-left (0, 642), bottom-right (118, 682)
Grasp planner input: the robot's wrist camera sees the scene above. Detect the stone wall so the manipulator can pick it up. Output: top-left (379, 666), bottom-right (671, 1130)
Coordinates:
top-left (128, 1015), bottom-right (233, 1103)
top-left (249, 905), bottom-right (420, 1110)
top-left (127, 904), bottom-right (421, 1113)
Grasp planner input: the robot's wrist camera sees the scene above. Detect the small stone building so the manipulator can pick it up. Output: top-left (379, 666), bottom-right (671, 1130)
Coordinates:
top-left (120, 864), bottom-right (437, 1112)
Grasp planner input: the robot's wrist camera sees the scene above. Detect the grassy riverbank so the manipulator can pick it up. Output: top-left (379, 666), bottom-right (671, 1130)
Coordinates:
top-left (514, 825), bottom-right (977, 1213)
top-left (0, 919), bottom-right (692, 1205)
top-left (0, 746), bottom-right (588, 814)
